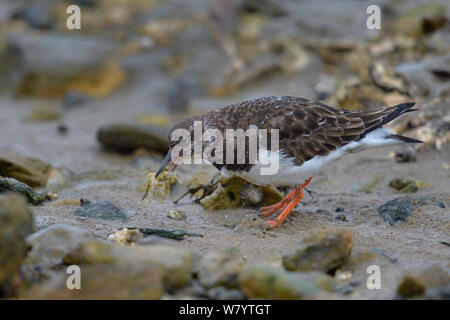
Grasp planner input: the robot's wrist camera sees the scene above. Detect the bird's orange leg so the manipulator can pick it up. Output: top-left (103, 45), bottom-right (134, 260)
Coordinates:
top-left (265, 177), bottom-right (313, 228)
top-left (259, 189), bottom-right (296, 218)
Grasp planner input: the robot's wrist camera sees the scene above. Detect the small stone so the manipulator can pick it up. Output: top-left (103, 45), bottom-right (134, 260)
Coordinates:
top-left (0, 194), bottom-right (34, 286)
top-left (395, 147), bottom-right (416, 163)
top-left (0, 177), bottom-right (44, 205)
top-left (23, 106), bottom-right (63, 122)
top-left (335, 214), bottom-right (347, 221)
top-left (97, 123), bottom-right (169, 153)
top-left (107, 228), bottom-right (143, 245)
top-left (46, 168), bottom-right (75, 192)
top-left (142, 171), bottom-right (177, 203)
top-left (57, 123), bottom-right (69, 135)
top-left (397, 276), bottom-right (426, 298)
top-left (75, 199), bottom-right (127, 220)
top-left (396, 265), bottom-right (450, 298)
top-left (389, 178), bottom-right (414, 191)
top-left (282, 228), bottom-right (353, 273)
top-left (315, 209), bottom-right (331, 216)
top-left (335, 207), bottom-right (345, 213)
top-left (239, 263), bottom-right (336, 299)
top-left (195, 247), bottom-right (246, 289)
top-left (167, 209), bottom-right (187, 221)
top-left (377, 196), bottom-right (445, 225)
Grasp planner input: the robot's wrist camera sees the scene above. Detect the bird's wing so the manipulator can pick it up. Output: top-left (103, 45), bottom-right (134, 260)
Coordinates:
top-left (260, 100), bottom-right (367, 165)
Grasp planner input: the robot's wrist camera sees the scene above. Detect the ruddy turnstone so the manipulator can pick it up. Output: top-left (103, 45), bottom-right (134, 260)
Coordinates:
top-left (155, 96), bottom-right (421, 228)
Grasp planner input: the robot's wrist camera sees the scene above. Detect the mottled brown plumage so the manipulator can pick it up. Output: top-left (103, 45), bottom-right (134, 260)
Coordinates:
top-left (168, 96), bottom-right (416, 170)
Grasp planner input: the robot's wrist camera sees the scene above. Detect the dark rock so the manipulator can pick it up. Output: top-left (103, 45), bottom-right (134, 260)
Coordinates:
top-left (0, 194), bottom-right (34, 286)
top-left (377, 196), bottom-right (445, 225)
top-left (335, 207), bottom-right (345, 213)
top-left (335, 214), bottom-right (347, 221)
top-left (57, 123), bottom-right (69, 135)
top-left (239, 263), bottom-right (336, 299)
top-left (75, 199), bottom-right (127, 220)
top-left (0, 177), bottom-right (44, 205)
top-left (282, 228), bottom-right (353, 273)
top-left (139, 227), bottom-right (203, 241)
top-left (97, 123), bottom-right (169, 153)
top-left (396, 276), bottom-right (426, 298)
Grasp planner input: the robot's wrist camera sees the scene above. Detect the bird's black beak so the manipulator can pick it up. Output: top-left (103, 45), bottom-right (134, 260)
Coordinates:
top-left (155, 150), bottom-right (171, 178)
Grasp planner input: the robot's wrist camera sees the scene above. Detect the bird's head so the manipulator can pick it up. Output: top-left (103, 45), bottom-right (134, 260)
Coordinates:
top-left (155, 116), bottom-right (204, 178)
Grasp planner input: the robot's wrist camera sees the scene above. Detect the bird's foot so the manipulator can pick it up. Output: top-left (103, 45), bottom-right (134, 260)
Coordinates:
top-left (263, 177), bottom-right (313, 228)
top-left (265, 187), bottom-right (304, 228)
top-left (258, 189), bottom-right (296, 218)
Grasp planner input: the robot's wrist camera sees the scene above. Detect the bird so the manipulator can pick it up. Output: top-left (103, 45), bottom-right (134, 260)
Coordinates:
top-left (155, 96), bottom-right (421, 228)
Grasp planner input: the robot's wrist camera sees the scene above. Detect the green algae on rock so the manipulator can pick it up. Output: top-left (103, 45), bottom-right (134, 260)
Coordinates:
top-left (143, 171), bottom-right (177, 203)
top-left (0, 177), bottom-right (44, 205)
top-left (199, 176), bottom-right (283, 210)
top-left (97, 123), bottom-right (169, 153)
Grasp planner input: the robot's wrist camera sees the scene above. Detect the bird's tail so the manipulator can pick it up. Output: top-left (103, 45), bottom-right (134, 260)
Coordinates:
top-left (359, 102), bottom-right (422, 143)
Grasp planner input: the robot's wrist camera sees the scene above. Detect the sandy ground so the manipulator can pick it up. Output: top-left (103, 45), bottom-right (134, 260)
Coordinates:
top-left (1, 91), bottom-right (449, 299)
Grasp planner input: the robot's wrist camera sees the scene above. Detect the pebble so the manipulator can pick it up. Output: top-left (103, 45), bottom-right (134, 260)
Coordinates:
top-left (75, 199), bottom-right (127, 220)
top-left (377, 196), bottom-right (445, 225)
top-left (282, 228), bottom-right (353, 273)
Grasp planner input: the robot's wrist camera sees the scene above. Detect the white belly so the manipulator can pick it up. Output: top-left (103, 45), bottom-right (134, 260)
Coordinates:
top-left (223, 128), bottom-right (401, 187)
